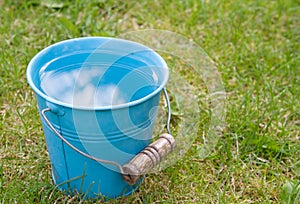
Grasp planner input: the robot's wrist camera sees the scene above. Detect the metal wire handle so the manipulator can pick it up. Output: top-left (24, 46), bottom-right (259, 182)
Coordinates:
top-left (163, 88), bottom-right (172, 135)
top-left (41, 88), bottom-right (172, 173)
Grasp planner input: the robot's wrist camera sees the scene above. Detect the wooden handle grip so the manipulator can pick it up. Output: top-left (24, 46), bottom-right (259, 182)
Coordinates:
top-left (121, 133), bottom-right (176, 185)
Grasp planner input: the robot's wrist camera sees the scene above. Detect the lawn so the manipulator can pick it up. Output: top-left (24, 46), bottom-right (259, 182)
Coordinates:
top-left (0, 0), bottom-right (299, 203)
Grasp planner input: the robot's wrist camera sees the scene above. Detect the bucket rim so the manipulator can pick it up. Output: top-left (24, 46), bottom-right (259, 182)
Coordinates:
top-left (26, 36), bottom-right (169, 110)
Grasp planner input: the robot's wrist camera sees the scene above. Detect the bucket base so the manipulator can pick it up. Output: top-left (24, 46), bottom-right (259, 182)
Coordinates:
top-left (51, 170), bottom-right (142, 200)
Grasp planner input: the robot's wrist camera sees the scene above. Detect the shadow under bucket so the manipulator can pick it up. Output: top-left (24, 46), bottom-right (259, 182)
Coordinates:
top-left (26, 37), bottom-right (169, 199)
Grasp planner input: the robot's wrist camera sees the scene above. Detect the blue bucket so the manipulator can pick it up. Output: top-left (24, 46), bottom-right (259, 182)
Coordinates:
top-left (26, 37), bottom-right (169, 199)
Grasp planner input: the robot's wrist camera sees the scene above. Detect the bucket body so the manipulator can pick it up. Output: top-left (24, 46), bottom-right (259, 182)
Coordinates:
top-left (26, 37), bottom-right (169, 199)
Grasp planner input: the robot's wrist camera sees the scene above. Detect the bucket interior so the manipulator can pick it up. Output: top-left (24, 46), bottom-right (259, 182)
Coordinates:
top-left (27, 37), bottom-right (169, 109)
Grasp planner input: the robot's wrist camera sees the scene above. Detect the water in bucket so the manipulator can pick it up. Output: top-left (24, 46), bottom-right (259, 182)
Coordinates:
top-left (26, 37), bottom-right (169, 199)
top-left (40, 64), bottom-right (159, 107)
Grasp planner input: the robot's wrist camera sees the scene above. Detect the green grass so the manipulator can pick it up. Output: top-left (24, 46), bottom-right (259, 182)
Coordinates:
top-left (1, 0), bottom-right (299, 203)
